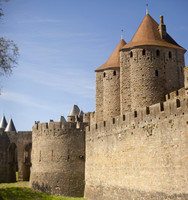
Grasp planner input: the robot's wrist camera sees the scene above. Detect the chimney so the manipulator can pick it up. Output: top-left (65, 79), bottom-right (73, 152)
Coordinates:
top-left (158, 15), bottom-right (167, 39)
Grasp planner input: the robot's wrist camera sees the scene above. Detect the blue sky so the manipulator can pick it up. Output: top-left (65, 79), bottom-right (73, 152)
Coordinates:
top-left (0, 0), bottom-right (188, 131)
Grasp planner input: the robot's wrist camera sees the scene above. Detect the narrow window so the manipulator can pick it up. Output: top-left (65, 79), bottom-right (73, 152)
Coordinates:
top-left (134, 111), bottom-right (137, 118)
top-left (113, 70), bottom-right (116, 76)
top-left (169, 51), bottom-right (172, 59)
top-left (146, 107), bottom-right (150, 115)
top-left (176, 90), bottom-right (179, 96)
top-left (155, 70), bottom-right (159, 77)
top-left (130, 51), bottom-right (133, 57)
top-left (112, 118), bottom-right (115, 124)
top-left (142, 49), bottom-right (146, 55)
top-left (51, 150), bottom-right (53, 161)
top-left (160, 102), bottom-right (164, 111)
top-left (123, 115), bottom-right (125, 121)
top-left (156, 50), bottom-right (160, 56)
top-left (104, 121), bottom-right (106, 127)
top-left (103, 72), bottom-right (106, 77)
top-left (96, 124), bottom-right (98, 129)
top-left (176, 99), bottom-right (180, 108)
top-left (39, 151), bottom-right (41, 162)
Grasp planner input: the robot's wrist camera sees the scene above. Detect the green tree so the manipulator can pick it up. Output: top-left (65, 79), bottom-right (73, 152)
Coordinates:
top-left (0, 0), bottom-right (19, 77)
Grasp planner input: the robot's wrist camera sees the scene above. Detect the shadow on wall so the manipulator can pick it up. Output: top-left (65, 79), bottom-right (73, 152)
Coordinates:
top-left (32, 181), bottom-right (52, 194)
top-left (8, 143), bottom-right (17, 183)
top-left (23, 143), bottom-right (32, 181)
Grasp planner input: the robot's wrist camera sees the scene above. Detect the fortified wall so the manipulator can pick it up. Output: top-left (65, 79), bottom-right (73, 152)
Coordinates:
top-left (0, 128), bottom-right (32, 183)
top-left (30, 119), bottom-right (87, 197)
top-left (85, 92), bottom-right (188, 200)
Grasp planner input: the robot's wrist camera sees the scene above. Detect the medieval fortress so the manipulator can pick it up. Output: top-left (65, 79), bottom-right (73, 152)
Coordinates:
top-left (0, 13), bottom-right (188, 200)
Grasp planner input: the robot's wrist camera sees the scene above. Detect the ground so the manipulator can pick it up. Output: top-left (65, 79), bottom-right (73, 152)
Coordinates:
top-left (0, 182), bottom-right (86, 200)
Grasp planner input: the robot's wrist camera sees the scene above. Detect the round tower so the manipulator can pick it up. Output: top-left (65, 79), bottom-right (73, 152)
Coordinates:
top-left (30, 120), bottom-right (86, 197)
top-left (120, 14), bottom-right (186, 113)
top-left (95, 38), bottom-right (126, 122)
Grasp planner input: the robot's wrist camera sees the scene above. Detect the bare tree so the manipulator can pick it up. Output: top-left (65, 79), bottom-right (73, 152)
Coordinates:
top-left (0, 0), bottom-right (19, 77)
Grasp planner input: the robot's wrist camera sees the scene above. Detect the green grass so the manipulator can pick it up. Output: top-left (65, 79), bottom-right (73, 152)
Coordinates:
top-left (0, 182), bottom-right (86, 200)
top-left (16, 172), bottom-right (18, 182)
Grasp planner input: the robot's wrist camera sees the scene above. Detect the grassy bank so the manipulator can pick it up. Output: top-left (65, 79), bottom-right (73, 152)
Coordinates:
top-left (0, 182), bottom-right (86, 200)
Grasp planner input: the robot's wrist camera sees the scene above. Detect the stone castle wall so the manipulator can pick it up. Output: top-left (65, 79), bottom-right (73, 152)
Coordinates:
top-left (185, 67), bottom-right (188, 90)
top-left (0, 129), bottom-right (9, 183)
top-left (30, 121), bottom-right (86, 197)
top-left (95, 72), bottom-right (104, 122)
top-left (0, 130), bottom-right (32, 183)
top-left (120, 46), bottom-right (185, 113)
top-left (85, 95), bottom-right (188, 200)
top-left (103, 68), bottom-right (120, 121)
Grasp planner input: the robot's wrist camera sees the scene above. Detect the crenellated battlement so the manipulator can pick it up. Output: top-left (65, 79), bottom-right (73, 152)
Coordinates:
top-left (32, 120), bottom-right (88, 138)
top-left (165, 87), bottom-right (186, 101)
top-left (83, 112), bottom-right (95, 124)
top-left (87, 96), bottom-right (188, 136)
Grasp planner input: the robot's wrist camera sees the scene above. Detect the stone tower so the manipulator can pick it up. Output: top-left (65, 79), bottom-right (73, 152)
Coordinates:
top-left (95, 38), bottom-right (126, 122)
top-left (120, 14), bottom-right (186, 113)
top-left (68, 105), bottom-right (80, 122)
top-left (30, 105), bottom-right (87, 197)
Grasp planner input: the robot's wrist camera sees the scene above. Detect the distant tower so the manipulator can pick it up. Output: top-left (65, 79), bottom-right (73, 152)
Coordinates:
top-left (120, 14), bottom-right (186, 113)
top-left (67, 105), bottom-right (80, 122)
top-left (59, 116), bottom-right (66, 125)
top-left (95, 37), bottom-right (126, 122)
top-left (5, 118), bottom-right (16, 132)
top-left (0, 115), bottom-right (8, 130)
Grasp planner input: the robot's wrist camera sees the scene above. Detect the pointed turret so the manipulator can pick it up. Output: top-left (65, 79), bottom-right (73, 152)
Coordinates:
top-left (59, 116), bottom-right (66, 125)
top-left (68, 105), bottom-right (80, 117)
top-left (0, 115), bottom-right (8, 129)
top-left (5, 118), bottom-right (16, 132)
top-left (95, 38), bottom-right (127, 71)
top-left (68, 105), bottom-right (80, 122)
top-left (95, 38), bottom-right (126, 122)
top-left (121, 14), bottom-right (185, 51)
top-left (120, 14), bottom-right (186, 113)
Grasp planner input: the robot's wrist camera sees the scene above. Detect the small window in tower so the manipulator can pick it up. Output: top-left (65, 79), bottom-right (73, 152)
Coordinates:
top-left (176, 99), bottom-right (180, 108)
top-left (134, 111), bottom-right (137, 118)
top-left (169, 51), bottom-right (172, 59)
top-left (113, 70), bottom-right (116, 76)
top-left (103, 72), bottom-right (106, 77)
top-left (130, 51), bottom-right (133, 57)
top-left (156, 50), bottom-right (160, 56)
top-left (142, 49), bottom-right (146, 56)
top-left (155, 70), bottom-right (159, 77)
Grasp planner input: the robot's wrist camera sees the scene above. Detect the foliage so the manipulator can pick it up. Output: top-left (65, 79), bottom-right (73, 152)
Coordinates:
top-left (0, 182), bottom-right (86, 200)
top-left (0, 0), bottom-right (19, 77)
top-left (0, 37), bottom-right (19, 76)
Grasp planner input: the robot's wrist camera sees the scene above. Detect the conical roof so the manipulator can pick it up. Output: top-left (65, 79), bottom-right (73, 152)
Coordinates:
top-left (59, 116), bottom-right (66, 125)
top-left (0, 115), bottom-right (7, 129)
top-left (79, 110), bottom-right (84, 116)
top-left (68, 105), bottom-right (80, 117)
top-left (5, 118), bottom-right (16, 132)
top-left (95, 39), bottom-right (127, 72)
top-left (121, 14), bottom-right (185, 51)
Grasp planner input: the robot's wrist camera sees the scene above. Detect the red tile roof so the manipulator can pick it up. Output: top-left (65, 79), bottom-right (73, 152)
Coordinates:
top-left (95, 39), bottom-right (126, 72)
top-left (121, 14), bottom-right (186, 51)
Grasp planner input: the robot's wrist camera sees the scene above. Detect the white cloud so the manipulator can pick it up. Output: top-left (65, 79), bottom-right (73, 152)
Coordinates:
top-left (0, 90), bottom-right (54, 111)
top-left (17, 64), bottom-right (95, 98)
